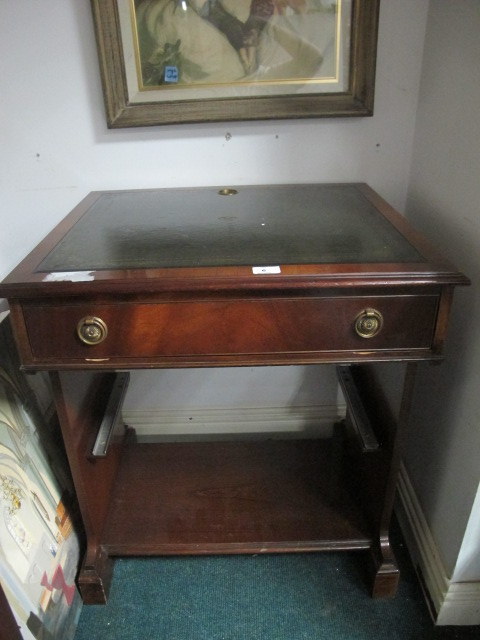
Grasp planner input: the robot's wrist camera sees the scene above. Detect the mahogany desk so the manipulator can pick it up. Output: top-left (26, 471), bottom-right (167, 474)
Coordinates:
top-left (0, 184), bottom-right (468, 604)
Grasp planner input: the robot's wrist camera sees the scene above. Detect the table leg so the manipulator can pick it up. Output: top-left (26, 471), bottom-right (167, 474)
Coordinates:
top-left (339, 362), bottom-right (417, 598)
top-left (50, 371), bottom-right (130, 604)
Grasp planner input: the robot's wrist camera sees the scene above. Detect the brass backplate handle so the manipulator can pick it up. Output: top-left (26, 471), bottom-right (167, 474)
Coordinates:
top-left (354, 308), bottom-right (383, 339)
top-left (77, 316), bottom-right (108, 345)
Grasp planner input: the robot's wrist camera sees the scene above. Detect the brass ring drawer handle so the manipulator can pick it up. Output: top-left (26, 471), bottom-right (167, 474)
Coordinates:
top-left (354, 308), bottom-right (383, 338)
top-left (77, 316), bottom-right (108, 345)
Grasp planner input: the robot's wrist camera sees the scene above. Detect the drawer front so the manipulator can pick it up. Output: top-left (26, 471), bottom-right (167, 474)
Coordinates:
top-left (23, 295), bottom-right (439, 362)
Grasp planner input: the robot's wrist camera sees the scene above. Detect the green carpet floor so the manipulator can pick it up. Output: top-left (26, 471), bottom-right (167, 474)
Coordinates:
top-left (73, 525), bottom-right (479, 640)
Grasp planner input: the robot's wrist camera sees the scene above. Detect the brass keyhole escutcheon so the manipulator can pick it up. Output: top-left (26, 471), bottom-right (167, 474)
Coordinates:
top-left (354, 308), bottom-right (383, 339)
top-left (77, 316), bottom-right (108, 345)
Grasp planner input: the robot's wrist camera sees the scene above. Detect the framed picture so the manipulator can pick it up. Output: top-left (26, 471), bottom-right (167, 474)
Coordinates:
top-left (91, 0), bottom-right (380, 127)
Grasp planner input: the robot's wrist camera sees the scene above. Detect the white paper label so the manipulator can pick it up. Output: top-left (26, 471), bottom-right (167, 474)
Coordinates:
top-left (42, 271), bottom-right (95, 282)
top-left (252, 266), bottom-right (281, 275)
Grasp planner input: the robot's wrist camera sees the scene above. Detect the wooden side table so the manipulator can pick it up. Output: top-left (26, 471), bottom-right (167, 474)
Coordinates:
top-left (0, 183), bottom-right (469, 604)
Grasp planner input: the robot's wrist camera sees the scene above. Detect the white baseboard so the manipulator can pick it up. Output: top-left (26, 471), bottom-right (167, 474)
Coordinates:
top-left (397, 463), bottom-right (480, 626)
top-left (435, 582), bottom-right (480, 626)
top-left (122, 404), bottom-right (343, 441)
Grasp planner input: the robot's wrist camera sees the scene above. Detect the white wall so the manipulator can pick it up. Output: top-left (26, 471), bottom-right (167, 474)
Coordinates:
top-left (405, 0), bottom-right (480, 583)
top-left (0, 0), bottom-right (430, 418)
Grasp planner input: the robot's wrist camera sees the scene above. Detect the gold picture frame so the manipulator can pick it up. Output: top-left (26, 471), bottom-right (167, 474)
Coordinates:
top-left (91, 0), bottom-right (380, 127)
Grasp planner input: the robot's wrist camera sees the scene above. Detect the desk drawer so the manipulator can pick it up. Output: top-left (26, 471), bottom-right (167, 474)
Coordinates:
top-left (23, 295), bottom-right (439, 362)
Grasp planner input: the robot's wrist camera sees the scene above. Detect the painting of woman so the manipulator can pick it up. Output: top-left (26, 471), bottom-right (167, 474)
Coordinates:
top-left (134, 0), bottom-right (338, 88)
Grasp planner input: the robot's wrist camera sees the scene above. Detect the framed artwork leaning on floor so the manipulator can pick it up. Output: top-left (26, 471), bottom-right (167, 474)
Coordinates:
top-left (0, 315), bottom-right (82, 640)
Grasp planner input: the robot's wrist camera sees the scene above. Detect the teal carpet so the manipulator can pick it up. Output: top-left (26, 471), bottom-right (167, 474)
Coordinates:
top-left (74, 530), bottom-right (478, 640)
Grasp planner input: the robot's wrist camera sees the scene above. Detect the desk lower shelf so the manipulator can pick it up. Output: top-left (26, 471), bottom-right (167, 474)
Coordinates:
top-left (52, 366), bottom-right (405, 603)
top-left (103, 439), bottom-right (371, 556)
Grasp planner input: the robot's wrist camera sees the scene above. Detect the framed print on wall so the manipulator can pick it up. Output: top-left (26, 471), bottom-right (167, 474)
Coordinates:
top-left (91, 0), bottom-right (380, 127)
